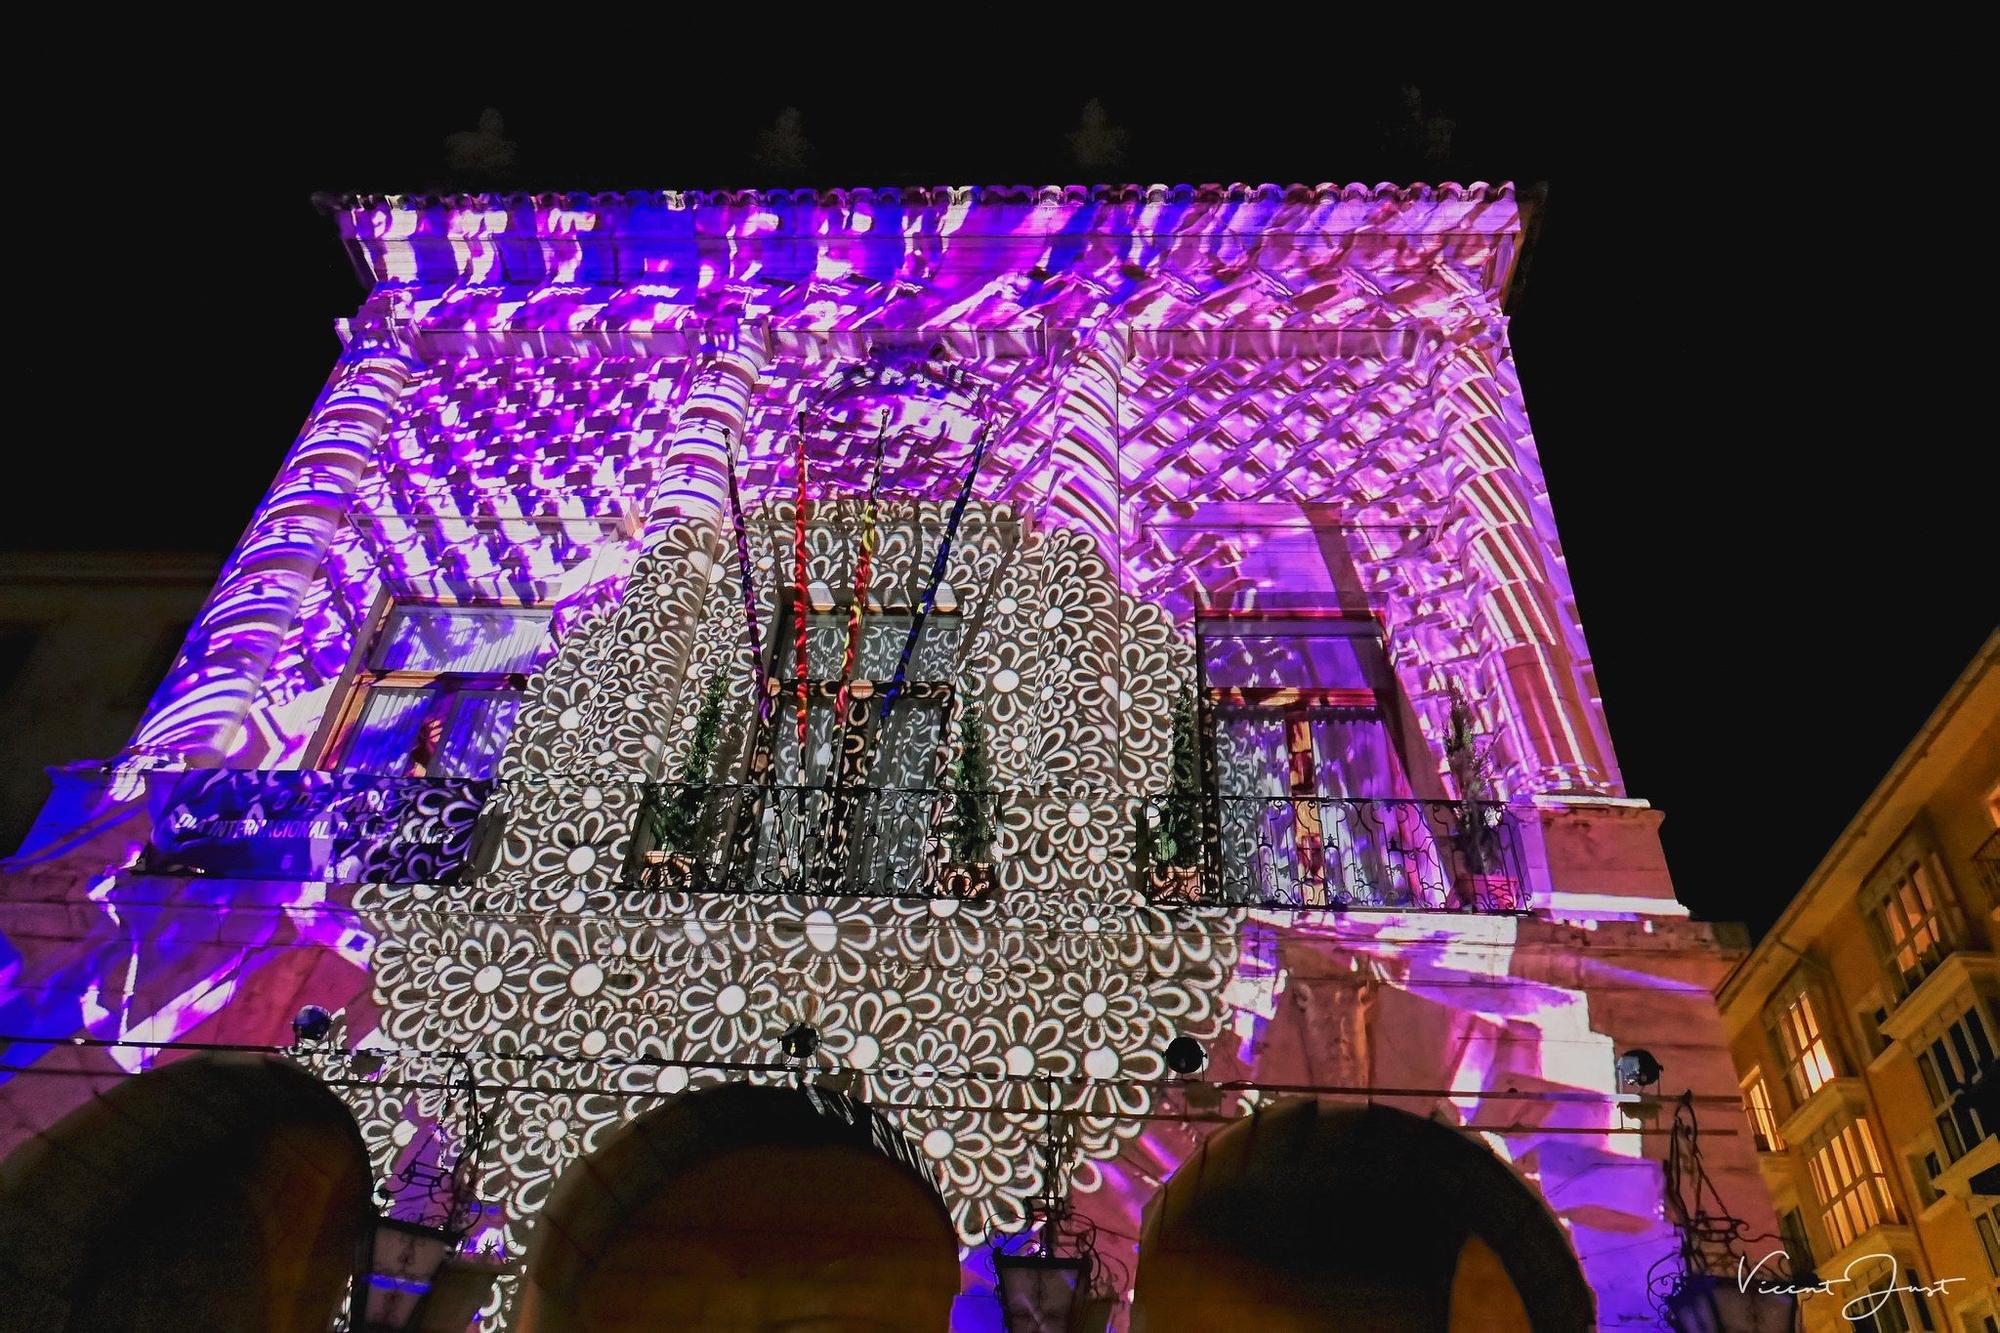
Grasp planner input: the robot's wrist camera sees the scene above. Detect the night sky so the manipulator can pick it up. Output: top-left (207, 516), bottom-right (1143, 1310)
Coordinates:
top-left (18, 59), bottom-right (1992, 937)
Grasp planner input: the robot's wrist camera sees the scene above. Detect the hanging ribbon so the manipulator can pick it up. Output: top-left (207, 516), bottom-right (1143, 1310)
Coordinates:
top-left (837, 416), bottom-right (888, 717)
top-left (881, 420), bottom-right (993, 719)
top-left (792, 417), bottom-right (811, 748)
top-left (722, 429), bottom-right (770, 724)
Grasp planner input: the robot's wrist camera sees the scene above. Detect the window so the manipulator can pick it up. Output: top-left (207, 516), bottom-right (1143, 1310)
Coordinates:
top-left (1848, 1267), bottom-right (1935, 1333)
top-left (747, 601), bottom-right (960, 894)
top-left (1200, 617), bottom-right (1412, 800)
top-left (1743, 1070), bottom-right (1786, 1153)
top-left (1773, 988), bottom-right (1841, 1104)
top-left (1914, 1003), bottom-right (1997, 1162)
top-left (328, 604), bottom-right (553, 779)
top-left (1199, 617), bottom-right (1437, 905)
top-left (1866, 836), bottom-right (1958, 999)
top-left (765, 603), bottom-right (959, 791)
top-left (1976, 1204), bottom-right (2000, 1278)
top-left (1807, 1117), bottom-right (1898, 1252)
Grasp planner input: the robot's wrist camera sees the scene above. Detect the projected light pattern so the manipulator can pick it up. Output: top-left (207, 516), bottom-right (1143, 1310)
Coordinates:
top-left (0, 184), bottom-right (1764, 1332)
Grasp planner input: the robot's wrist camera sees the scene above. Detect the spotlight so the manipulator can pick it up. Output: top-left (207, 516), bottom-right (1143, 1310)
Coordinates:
top-left (1616, 1049), bottom-right (1663, 1090)
top-left (1164, 1035), bottom-right (1207, 1077)
top-left (780, 1021), bottom-right (820, 1061)
top-left (293, 1005), bottom-right (334, 1045)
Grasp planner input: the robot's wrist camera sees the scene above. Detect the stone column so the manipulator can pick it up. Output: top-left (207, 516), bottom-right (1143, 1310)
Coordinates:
top-left (1040, 321), bottom-right (1129, 563)
top-left (643, 321), bottom-right (774, 536)
top-left (1436, 340), bottom-right (1619, 796)
top-left (126, 302), bottom-right (416, 767)
top-left (607, 322), bottom-right (774, 763)
top-left (1033, 323), bottom-right (1129, 796)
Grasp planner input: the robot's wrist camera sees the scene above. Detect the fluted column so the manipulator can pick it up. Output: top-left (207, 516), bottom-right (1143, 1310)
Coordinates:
top-left (127, 304), bottom-right (416, 766)
top-left (642, 321), bottom-right (773, 538)
top-left (1041, 320), bottom-right (1130, 563)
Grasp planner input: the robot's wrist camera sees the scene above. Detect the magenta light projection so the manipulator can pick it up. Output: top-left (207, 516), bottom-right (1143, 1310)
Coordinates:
top-left (0, 184), bottom-right (1773, 1332)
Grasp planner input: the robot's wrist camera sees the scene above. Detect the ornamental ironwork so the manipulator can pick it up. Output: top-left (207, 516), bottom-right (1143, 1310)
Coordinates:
top-left (1139, 794), bottom-right (1525, 911)
top-left (625, 780), bottom-right (999, 901)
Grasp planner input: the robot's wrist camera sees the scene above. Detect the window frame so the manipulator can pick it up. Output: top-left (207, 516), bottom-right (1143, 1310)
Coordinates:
top-left (1742, 1066), bottom-right (1786, 1153)
top-left (1768, 980), bottom-right (1843, 1106)
top-left (317, 599), bottom-right (553, 779)
top-left (1805, 1115), bottom-right (1899, 1254)
top-left (1194, 616), bottom-right (1425, 803)
top-left (1912, 999), bottom-right (1997, 1163)
top-left (1862, 822), bottom-right (1962, 1002)
top-left (758, 594), bottom-right (960, 794)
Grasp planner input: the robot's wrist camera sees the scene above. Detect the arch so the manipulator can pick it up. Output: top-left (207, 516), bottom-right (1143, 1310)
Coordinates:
top-left (520, 1081), bottom-right (959, 1333)
top-left (0, 1052), bottom-right (373, 1333)
top-left (1132, 1099), bottom-right (1592, 1333)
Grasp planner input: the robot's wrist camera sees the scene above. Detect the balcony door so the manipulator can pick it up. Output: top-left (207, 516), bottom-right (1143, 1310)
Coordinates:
top-left (1200, 617), bottom-right (1430, 906)
top-left (747, 602), bottom-right (957, 894)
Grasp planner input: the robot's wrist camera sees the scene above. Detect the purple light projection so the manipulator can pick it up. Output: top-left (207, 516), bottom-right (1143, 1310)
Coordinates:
top-left (0, 184), bottom-right (1766, 1332)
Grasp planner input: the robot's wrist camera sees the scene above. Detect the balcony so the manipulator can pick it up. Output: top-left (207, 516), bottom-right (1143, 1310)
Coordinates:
top-left (1138, 794), bottom-right (1526, 911)
top-left (1877, 951), bottom-right (2000, 1045)
top-left (140, 769), bottom-right (491, 884)
top-left (1978, 828), bottom-right (2000, 899)
top-left (624, 782), bottom-right (998, 901)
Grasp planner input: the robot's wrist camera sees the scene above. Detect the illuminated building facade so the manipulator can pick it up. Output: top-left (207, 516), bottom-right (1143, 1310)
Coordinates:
top-left (2, 183), bottom-right (1777, 1331)
top-left (1719, 636), bottom-right (2000, 1333)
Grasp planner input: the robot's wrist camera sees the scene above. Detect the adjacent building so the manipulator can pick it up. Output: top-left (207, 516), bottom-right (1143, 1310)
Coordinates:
top-left (0, 552), bottom-right (216, 856)
top-left (1718, 634), bottom-right (2000, 1333)
top-left (2, 183), bottom-right (1780, 1332)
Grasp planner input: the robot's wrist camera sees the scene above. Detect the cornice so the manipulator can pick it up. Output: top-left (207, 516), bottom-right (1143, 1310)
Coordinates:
top-left (316, 181), bottom-right (1516, 215)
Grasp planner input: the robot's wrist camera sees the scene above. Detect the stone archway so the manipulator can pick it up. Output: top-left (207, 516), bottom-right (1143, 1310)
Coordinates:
top-left (519, 1082), bottom-right (959, 1332)
top-left (1132, 1099), bottom-right (1593, 1333)
top-left (0, 1052), bottom-right (373, 1333)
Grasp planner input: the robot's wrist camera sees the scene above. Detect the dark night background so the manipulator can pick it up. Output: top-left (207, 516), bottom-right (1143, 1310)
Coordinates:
top-left (12, 53), bottom-right (1992, 938)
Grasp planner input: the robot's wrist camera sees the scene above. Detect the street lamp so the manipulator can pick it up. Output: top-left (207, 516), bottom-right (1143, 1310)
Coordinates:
top-left (992, 1112), bottom-right (1113, 1333)
top-left (349, 1061), bottom-right (511, 1332)
top-left (353, 1218), bottom-right (461, 1333)
top-left (994, 1251), bottom-right (1091, 1333)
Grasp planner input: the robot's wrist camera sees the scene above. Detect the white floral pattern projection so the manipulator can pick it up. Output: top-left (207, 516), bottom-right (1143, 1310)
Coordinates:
top-left (350, 501), bottom-right (1237, 1296)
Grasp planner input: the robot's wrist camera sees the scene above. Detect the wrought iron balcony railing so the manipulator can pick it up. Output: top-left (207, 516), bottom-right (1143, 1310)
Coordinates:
top-left (1976, 828), bottom-right (2000, 900)
top-left (1139, 794), bottom-right (1525, 911)
top-left (139, 769), bottom-right (490, 884)
top-left (625, 782), bottom-right (999, 900)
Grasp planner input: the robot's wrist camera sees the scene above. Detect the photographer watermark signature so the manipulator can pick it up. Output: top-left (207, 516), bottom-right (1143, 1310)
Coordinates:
top-left (1739, 1251), bottom-right (1966, 1320)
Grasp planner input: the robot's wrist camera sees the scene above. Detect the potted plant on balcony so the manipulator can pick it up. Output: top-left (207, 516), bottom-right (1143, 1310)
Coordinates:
top-left (1442, 684), bottom-right (1515, 909)
top-left (1137, 689), bottom-right (1206, 905)
top-left (631, 676), bottom-right (726, 891)
top-left (937, 705), bottom-right (997, 902)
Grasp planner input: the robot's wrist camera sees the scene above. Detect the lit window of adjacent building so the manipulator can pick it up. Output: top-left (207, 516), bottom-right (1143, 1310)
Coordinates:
top-left (1807, 1117), bottom-right (1898, 1252)
top-left (328, 604), bottom-right (554, 779)
top-left (1865, 835), bottom-right (1958, 999)
top-left (1914, 1002), bottom-right (1997, 1162)
top-left (1742, 1069), bottom-right (1785, 1153)
top-left (1773, 988), bottom-right (1840, 1105)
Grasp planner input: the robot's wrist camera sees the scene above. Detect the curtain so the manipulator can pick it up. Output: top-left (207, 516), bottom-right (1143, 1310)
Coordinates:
top-left (433, 691), bottom-right (522, 779)
top-left (373, 606), bottom-right (553, 675)
top-left (343, 688), bottom-right (433, 775)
